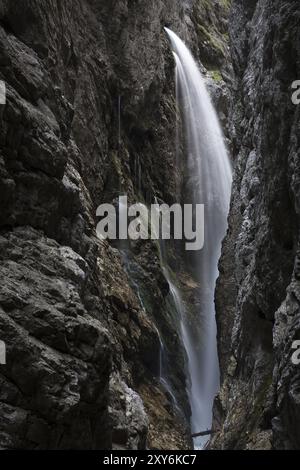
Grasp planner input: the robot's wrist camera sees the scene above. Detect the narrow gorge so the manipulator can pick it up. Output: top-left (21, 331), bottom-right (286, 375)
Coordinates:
top-left (0, 0), bottom-right (300, 453)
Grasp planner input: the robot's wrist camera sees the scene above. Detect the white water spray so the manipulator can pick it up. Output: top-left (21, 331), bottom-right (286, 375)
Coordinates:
top-left (164, 28), bottom-right (232, 448)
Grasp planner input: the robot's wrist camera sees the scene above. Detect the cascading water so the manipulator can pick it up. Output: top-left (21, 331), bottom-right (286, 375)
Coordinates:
top-left (164, 28), bottom-right (232, 448)
top-left (118, 200), bottom-right (179, 415)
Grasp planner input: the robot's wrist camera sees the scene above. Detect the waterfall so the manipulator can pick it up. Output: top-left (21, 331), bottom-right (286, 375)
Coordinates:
top-left (164, 28), bottom-right (232, 448)
top-left (118, 208), bottom-right (180, 414)
top-left (156, 327), bottom-right (180, 412)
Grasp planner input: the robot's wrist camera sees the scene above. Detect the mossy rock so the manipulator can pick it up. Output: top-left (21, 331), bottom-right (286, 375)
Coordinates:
top-left (210, 70), bottom-right (223, 82)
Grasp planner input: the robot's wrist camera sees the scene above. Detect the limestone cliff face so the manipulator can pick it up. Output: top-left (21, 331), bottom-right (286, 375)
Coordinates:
top-left (0, 0), bottom-right (185, 450)
top-left (211, 0), bottom-right (300, 450)
top-left (0, 0), bottom-right (230, 450)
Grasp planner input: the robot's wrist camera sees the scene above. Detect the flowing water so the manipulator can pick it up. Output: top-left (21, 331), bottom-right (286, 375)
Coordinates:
top-left (118, 212), bottom-right (179, 414)
top-left (164, 28), bottom-right (232, 448)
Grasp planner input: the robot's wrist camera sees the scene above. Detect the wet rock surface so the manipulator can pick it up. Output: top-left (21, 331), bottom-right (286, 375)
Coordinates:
top-left (211, 0), bottom-right (300, 450)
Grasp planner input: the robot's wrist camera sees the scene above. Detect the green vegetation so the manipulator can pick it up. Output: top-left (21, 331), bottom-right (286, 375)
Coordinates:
top-left (210, 70), bottom-right (223, 82)
top-left (195, 23), bottom-right (225, 56)
top-left (219, 0), bottom-right (232, 10)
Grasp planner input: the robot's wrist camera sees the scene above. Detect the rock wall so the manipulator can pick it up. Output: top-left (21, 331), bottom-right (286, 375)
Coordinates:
top-left (0, 0), bottom-right (230, 450)
top-left (211, 0), bottom-right (300, 450)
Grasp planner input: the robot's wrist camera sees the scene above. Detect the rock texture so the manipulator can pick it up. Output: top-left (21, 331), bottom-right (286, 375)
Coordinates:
top-left (0, 0), bottom-right (231, 449)
top-left (0, 0), bottom-right (189, 450)
top-left (211, 0), bottom-right (300, 450)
